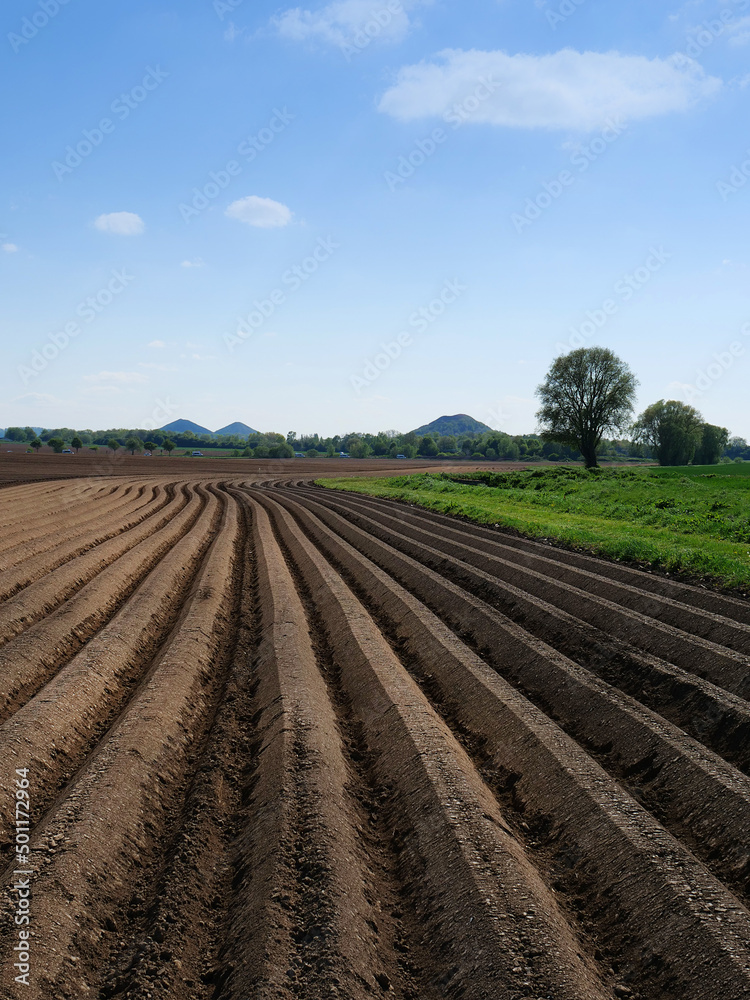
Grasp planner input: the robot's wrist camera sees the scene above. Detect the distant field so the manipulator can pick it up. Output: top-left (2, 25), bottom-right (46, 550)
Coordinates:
top-left (318, 464), bottom-right (750, 592)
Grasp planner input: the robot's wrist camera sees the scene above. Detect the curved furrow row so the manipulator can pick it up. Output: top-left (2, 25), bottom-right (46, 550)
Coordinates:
top-left (0, 487), bottom-right (220, 836)
top-left (293, 489), bottom-right (750, 772)
top-left (261, 484), bottom-right (750, 999)
top-left (295, 486), bottom-right (750, 699)
top-left (0, 481), bottom-right (139, 558)
top-left (1, 474), bottom-right (747, 1000)
top-left (0, 482), bottom-right (192, 652)
top-left (319, 483), bottom-right (750, 624)
top-left (213, 496), bottom-right (408, 998)
top-left (0, 482), bottom-right (155, 579)
top-left (0, 480), bottom-right (115, 534)
top-left (0, 484), bottom-right (204, 722)
top-left (0, 481), bottom-right (180, 607)
top-left (253, 490), bottom-right (614, 1000)
top-left (0, 489), bottom-right (239, 1000)
top-left (268, 488), bottom-right (750, 904)
top-left (320, 488), bottom-right (750, 654)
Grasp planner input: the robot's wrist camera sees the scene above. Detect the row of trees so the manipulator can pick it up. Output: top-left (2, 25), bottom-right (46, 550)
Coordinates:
top-left (4, 354), bottom-right (744, 468)
top-left (536, 347), bottom-right (738, 468)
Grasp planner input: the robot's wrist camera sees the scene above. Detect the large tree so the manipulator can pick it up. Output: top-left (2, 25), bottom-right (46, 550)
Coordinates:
top-left (694, 422), bottom-right (730, 466)
top-left (632, 400), bottom-right (704, 466)
top-left (535, 347), bottom-right (638, 468)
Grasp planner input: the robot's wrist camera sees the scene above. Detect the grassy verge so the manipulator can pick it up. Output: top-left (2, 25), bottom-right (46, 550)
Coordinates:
top-left (316, 465), bottom-right (750, 593)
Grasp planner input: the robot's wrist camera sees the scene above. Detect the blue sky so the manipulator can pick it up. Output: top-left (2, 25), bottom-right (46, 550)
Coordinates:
top-left (2, 0), bottom-right (749, 437)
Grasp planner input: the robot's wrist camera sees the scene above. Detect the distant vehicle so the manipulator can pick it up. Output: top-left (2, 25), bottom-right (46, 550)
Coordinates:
top-left (338, 452), bottom-right (350, 458)
top-left (143, 451), bottom-right (151, 457)
top-left (191, 450), bottom-right (203, 457)
top-left (62, 448), bottom-right (73, 454)
top-left (396, 454), bottom-right (406, 459)
top-left (294, 452), bottom-right (306, 458)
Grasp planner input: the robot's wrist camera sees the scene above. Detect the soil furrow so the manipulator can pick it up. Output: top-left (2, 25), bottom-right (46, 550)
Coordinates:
top-left (213, 495), bottom-right (404, 999)
top-left (0, 484), bottom-right (201, 720)
top-left (300, 487), bottom-right (750, 698)
top-left (318, 488), bottom-right (750, 651)
top-left (0, 480), bottom-right (121, 539)
top-left (0, 481), bottom-right (179, 616)
top-left (314, 483), bottom-right (750, 618)
top-left (1, 472), bottom-right (748, 999)
top-left (254, 490), bottom-right (614, 1000)
top-left (270, 487), bottom-right (750, 899)
top-left (262, 484), bottom-right (750, 999)
top-left (0, 490), bottom-right (238, 1000)
top-left (0, 481), bottom-right (142, 562)
top-left (0, 488), bottom-right (219, 833)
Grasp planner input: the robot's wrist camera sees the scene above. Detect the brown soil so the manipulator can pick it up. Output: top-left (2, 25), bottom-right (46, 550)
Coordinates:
top-left (0, 472), bottom-right (748, 1000)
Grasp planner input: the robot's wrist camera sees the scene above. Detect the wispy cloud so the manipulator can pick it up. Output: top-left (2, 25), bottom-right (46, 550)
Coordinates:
top-left (225, 195), bottom-right (293, 228)
top-left (82, 370), bottom-right (149, 384)
top-left (94, 212), bottom-right (145, 235)
top-left (378, 48), bottom-right (721, 131)
top-left (274, 0), bottom-right (420, 48)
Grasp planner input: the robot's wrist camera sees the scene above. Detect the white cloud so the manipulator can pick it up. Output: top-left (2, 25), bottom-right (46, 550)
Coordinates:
top-left (2, 243), bottom-right (18, 253)
top-left (378, 48), bottom-right (722, 131)
top-left (11, 392), bottom-right (62, 405)
top-left (82, 371), bottom-right (149, 384)
top-left (180, 257), bottom-right (205, 268)
top-left (148, 339), bottom-right (166, 348)
top-left (94, 211), bottom-right (145, 235)
top-left (225, 195), bottom-right (293, 228)
top-left (274, 0), bottom-right (416, 48)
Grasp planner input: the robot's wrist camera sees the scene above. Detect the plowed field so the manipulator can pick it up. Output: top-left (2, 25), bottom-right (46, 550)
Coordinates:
top-left (2, 475), bottom-right (749, 999)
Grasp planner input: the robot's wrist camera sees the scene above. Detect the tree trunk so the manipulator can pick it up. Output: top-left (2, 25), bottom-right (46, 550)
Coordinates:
top-left (581, 441), bottom-right (598, 468)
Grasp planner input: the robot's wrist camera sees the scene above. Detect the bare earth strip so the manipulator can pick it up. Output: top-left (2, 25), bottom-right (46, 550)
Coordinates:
top-left (0, 474), bottom-right (749, 1000)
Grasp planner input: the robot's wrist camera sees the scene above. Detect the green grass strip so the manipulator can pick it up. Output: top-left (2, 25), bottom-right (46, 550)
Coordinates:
top-left (315, 468), bottom-right (750, 593)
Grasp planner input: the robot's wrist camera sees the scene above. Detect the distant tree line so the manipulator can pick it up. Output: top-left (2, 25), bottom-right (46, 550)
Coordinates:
top-left (4, 394), bottom-right (748, 468)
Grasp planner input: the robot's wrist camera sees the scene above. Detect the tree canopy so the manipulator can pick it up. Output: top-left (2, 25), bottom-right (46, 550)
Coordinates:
top-left (632, 400), bottom-right (704, 466)
top-left (536, 348), bottom-right (638, 468)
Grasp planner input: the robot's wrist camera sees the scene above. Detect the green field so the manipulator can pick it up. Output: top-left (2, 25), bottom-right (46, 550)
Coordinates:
top-left (317, 464), bottom-right (750, 592)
